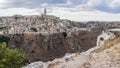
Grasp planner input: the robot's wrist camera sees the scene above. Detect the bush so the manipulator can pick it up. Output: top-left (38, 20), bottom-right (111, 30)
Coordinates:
top-left (0, 42), bottom-right (26, 68)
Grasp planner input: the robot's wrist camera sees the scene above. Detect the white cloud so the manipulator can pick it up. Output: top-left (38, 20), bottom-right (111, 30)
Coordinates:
top-left (108, 0), bottom-right (120, 8)
top-left (0, 0), bottom-right (9, 3)
top-left (0, 0), bottom-right (15, 8)
top-left (40, 3), bottom-right (48, 7)
top-left (66, 0), bottom-right (72, 5)
top-left (76, 0), bottom-right (120, 13)
top-left (53, 0), bottom-right (72, 7)
top-left (0, 0), bottom-right (15, 4)
top-left (0, 8), bottom-right (40, 16)
top-left (86, 0), bottom-right (102, 7)
top-left (0, 0), bottom-right (120, 21)
top-left (48, 7), bottom-right (120, 21)
top-left (0, 0), bottom-right (120, 13)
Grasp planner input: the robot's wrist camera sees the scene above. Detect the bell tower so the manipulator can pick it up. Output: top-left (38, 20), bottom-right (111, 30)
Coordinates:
top-left (44, 8), bottom-right (47, 16)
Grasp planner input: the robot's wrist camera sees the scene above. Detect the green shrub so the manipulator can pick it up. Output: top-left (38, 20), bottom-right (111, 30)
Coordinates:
top-left (0, 42), bottom-right (26, 68)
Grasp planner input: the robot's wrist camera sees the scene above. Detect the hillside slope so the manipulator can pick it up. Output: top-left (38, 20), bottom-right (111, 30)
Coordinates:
top-left (24, 31), bottom-right (120, 68)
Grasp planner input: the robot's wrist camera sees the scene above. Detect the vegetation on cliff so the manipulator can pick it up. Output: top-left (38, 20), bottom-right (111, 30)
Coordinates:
top-left (0, 42), bottom-right (26, 68)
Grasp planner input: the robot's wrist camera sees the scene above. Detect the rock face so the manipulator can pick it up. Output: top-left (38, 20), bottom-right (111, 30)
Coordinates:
top-left (97, 31), bottom-right (116, 46)
top-left (23, 30), bottom-right (120, 68)
top-left (0, 15), bottom-right (99, 62)
top-left (2, 30), bottom-right (97, 62)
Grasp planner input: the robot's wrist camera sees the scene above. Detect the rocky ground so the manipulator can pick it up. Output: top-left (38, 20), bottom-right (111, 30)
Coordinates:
top-left (23, 30), bottom-right (120, 68)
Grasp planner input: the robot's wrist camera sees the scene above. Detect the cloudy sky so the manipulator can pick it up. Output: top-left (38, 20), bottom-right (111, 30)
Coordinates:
top-left (0, 0), bottom-right (120, 21)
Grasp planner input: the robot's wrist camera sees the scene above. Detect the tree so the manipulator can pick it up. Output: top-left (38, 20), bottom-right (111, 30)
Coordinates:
top-left (0, 42), bottom-right (26, 68)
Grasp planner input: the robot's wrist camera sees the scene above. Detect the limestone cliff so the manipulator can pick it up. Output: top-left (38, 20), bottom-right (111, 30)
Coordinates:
top-left (0, 30), bottom-right (97, 62)
top-left (23, 30), bottom-right (120, 68)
